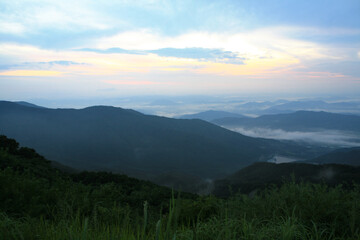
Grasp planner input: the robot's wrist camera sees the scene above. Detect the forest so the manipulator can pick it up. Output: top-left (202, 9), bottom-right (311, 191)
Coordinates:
top-left (1, 135), bottom-right (359, 239)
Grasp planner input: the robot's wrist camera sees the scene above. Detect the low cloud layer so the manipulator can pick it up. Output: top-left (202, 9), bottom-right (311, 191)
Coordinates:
top-left (228, 127), bottom-right (360, 147)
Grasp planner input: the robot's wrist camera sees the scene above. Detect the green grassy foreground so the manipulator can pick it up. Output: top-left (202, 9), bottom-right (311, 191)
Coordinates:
top-left (1, 135), bottom-right (360, 239)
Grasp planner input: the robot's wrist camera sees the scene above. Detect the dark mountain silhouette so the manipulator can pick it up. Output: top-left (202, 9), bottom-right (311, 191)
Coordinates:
top-left (212, 111), bottom-right (360, 132)
top-left (0, 101), bottom-right (329, 180)
top-left (15, 101), bottom-right (45, 108)
top-left (304, 147), bottom-right (360, 166)
top-left (178, 110), bottom-right (247, 122)
top-left (213, 162), bottom-right (360, 197)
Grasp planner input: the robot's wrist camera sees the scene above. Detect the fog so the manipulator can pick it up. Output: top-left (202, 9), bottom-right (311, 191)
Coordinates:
top-left (228, 127), bottom-right (360, 147)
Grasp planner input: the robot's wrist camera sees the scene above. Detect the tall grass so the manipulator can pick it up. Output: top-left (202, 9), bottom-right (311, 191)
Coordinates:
top-left (1, 182), bottom-right (359, 240)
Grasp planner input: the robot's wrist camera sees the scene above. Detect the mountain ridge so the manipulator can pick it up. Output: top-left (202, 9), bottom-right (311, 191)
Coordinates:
top-left (178, 110), bottom-right (247, 121)
top-left (212, 110), bottom-right (360, 132)
top-left (0, 101), bottom-right (329, 180)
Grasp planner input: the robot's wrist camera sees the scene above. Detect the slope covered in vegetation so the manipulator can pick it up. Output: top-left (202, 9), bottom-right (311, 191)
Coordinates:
top-left (305, 147), bottom-right (360, 166)
top-left (1, 135), bottom-right (359, 239)
top-left (213, 161), bottom-right (360, 197)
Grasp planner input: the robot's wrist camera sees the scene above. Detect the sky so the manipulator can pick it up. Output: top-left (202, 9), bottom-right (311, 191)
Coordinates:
top-left (0, 0), bottom-right (360, 100)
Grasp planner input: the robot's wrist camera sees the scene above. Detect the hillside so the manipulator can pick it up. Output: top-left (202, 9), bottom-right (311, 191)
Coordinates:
top-left (15, 101), bottom-right (46, 108)
top-left (0, 101), bottom-right (328, 180)
top-left (1, 135), bottom-right (359, 239)
top-left (0, 135), bottom-right (191, 213)
top-left (212, 110), bottom-right (360, 132)
top-left (304, 147), bottom-right (360, 166)
top-left (213, 162), bottom-right (360, 197)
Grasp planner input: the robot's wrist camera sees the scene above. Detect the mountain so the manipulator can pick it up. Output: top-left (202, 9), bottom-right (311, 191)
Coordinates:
top-left (266, 100), bottom-right (329, 111)
top-left (237, 101), bottom-right (275, 110)
top-left (264, 100), bottom-right (360, 114)
top-left (0, 101), bottom-right (328, 181)
top-left (212, 111), bottom-right (360, 132)
top-left (178, 110), bottom-right (247, 122)
top-left (213, 162), bottom-right (360, 197)
top-left (15, 101), bottom-right (45, 108)
top-left (304, 147), bottom-right (360, 166)
top-left (235, 100), bottom-right (360, 115)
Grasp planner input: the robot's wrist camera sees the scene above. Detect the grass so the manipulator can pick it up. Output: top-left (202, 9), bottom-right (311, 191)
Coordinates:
top-left (1, 182), bottom-right (359, 240)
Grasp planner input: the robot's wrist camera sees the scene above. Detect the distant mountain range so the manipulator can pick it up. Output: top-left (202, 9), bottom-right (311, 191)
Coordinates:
top-left (212, 111), bottom-right (360, 133)
top-left (236, 100), bottom-right (360, 115)
top-left (0, 101), bottom-right (329, 181)
top-left (264, 100), bottom-right (360, 114)
top-left (178, 110), bottom-right (247, 122)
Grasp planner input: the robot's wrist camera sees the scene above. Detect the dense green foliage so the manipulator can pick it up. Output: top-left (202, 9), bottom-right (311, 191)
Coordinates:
top-left (213, 162), bottom-right (360, 197)
top-left (0, 135), bottom-right (193, 218)
top-left (305, 147), bottom-right (360, 166)
top-left (1, 136), bottom-right (359, 239)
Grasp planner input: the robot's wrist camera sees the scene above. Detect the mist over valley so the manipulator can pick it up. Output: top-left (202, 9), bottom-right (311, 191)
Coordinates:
top-left (2, 99), bottom-right (360, 193)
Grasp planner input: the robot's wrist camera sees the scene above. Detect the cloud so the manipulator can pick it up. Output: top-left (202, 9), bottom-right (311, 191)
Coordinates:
top-left (77, 27), bottom-right (351, 75)
top-left (0, 60), bottom-right (85, 72)
top-left (0, 1), bottom-right (358, 99)
top-left (0, 29), bottom-right (359, 97)
top-left (1, 0), bottom-right (359, 51)
top-left (78, 47), bottom-right (245, 64)
top-left (35, 61), bottom-right (85, 66)
top-left (0, 1), bottom-right (112, 34)
top-left (92, 28), bottom-right (341, 62)
top-left (78, 48), bottom-right (144, 55)
top-left (0, 22), bottom-right (26, 35)
top-left (229, 127), bottom-right (360, 147)
top-left (149, 48), bottom-right (245, 64)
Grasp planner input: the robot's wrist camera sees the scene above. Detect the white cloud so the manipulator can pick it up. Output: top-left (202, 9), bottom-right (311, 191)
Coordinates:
top-left (91, 27), bottom-right (339, 62)
top-left (0, 0), bottom-right (113, 33)
top-left (229, 127), bottom-right (360, 147)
